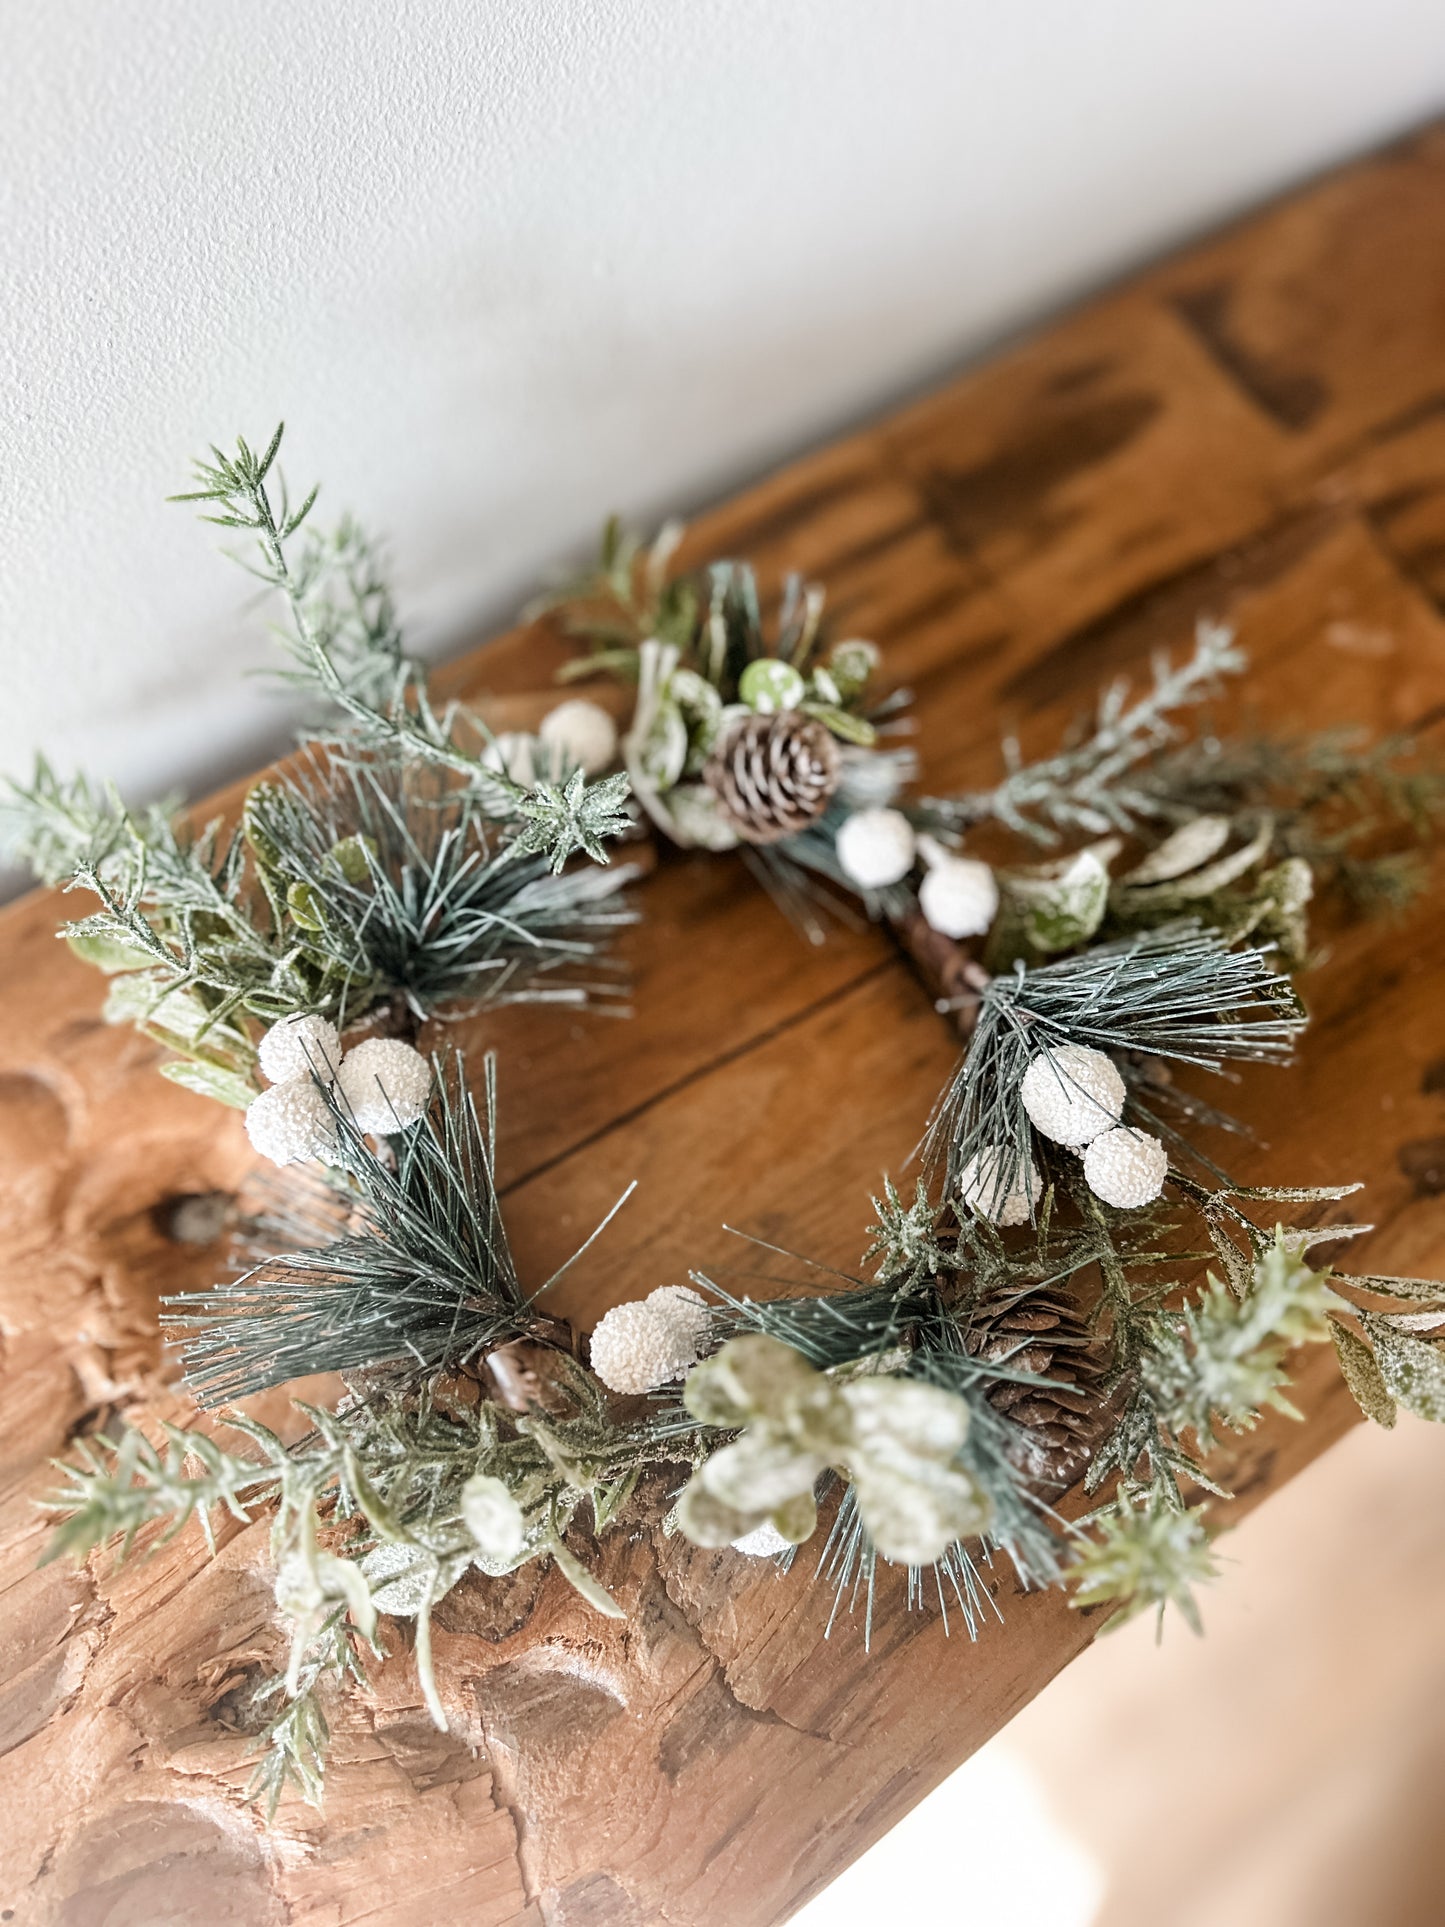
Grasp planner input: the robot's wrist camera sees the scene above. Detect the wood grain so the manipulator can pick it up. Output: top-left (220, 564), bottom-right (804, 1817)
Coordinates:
top-left (5, 124), bottom-right (1445, 1925)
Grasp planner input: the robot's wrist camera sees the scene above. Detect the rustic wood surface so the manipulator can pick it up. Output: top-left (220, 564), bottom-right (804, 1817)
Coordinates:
top-left (5, 125), bottom-right (1445, 1926)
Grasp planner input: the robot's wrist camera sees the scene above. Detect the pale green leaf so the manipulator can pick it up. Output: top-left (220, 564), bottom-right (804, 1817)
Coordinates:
top-left (1358, 1310), bottom-right (1445, 1422)
top-left (1329, 1315), bottom-right (1396, 1427)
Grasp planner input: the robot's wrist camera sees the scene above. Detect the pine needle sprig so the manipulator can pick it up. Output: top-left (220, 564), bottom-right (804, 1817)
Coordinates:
top-left (924, 621), bottom-right (1245, 846)
top-left (538, 519), bottom-right (849, 706)
top-left (43, 1374), bottom-right (694, 1808)
top-left (928, 922), bottom-right (1305, 1201)
top-left (1142, 1230), bottom-right (1338, 1449)
top-left (270, 512), bottom-right (422, 715)
top-left (245, 749), bottom-right (636, 1025)
top-left (534, 515), bottom-right (697, 675)
top-left (166, 1054), bottom-right (543, 1401)
top-left (0, 755), bottom-right (145, 888)
top-left (242, 1611), bottom-right (368, 1821)
top-left (38, 799), bottom-right (309, 1102)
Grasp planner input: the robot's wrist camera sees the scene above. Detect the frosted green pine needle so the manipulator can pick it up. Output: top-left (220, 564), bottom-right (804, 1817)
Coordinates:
top-left (165, 1053), bottom-right (539, 1401)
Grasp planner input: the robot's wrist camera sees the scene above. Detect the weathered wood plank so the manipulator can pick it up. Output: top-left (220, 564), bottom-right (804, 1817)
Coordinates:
top-left (4, 122), bottom-right (1445, 1926)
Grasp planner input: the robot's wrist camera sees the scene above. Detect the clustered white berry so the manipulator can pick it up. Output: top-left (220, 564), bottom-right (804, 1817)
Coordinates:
top-left (243, 1076), bottom-right (339, 1167)
top-left (957, 1144), bottom-right (1042, 1226)
top-left (1016, 1043), bottom-right (1168, 1210)
top-left (337, 1037), bottom-right (433, 1134)
top-left (538, 698), bottom-right (619, 777)
top-left (478, 699), bottom-right (619, 791)
top-left (1020, 1043), bottom-right (1125, 1147)
top-left (257, 1012), bottom-right (343, 1084)
top-left (1083, 1125), bottom-right (1169, 1208)
top-left (589, 1285), bottom-right (711, 1395)
top-left (836, 807), bottom-right (917, 890)
top-left (244, 1014), bottom-right (433, 1167)
top-left (916, 834), bottom-right (997, 939)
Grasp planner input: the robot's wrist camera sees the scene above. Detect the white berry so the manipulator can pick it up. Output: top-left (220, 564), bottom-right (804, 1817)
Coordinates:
top-left (836, 808), bottom-right (917, 890)
top-left (336, 1037), bottom-right (432, 1134)
top-left (257, 1013), bottom-right (343, 1086)
top-left (539, 699), bottom-right (618, 777)
top-left (958, 1144), bottom-right (1042, 1226)
top-left (244, 1075), bottom-right (338, 1166)
top-left (731, 1521), bottom-right (793, 1558)
top-left (919, 855), bottom-right (998, 939)
top-left (589, 1285), bottom-right (711, 1395)
top-left (1020, 1043), bottom-right (1125, 1146)
top-left (480, 731), bottom-right (538, 786)
top-left (1083, 1126), bottom-right (1169, 1208)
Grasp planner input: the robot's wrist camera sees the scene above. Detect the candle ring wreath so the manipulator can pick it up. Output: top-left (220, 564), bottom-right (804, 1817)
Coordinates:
top-left (9, 424), bottom-right (1445, 1816)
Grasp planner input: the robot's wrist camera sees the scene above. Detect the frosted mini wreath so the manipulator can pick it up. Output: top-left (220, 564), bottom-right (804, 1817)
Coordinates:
top-left (7, 424), bottom-right (1445, 1818)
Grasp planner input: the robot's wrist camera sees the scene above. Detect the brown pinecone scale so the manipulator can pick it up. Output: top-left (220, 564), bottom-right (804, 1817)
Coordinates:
top-left (963, 1286), bottom-right (1110, 1489)
top-left (703, 709), bottom-right (841, 844)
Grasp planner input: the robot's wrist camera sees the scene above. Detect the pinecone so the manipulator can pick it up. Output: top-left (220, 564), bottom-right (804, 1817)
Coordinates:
top-left (703, 709), bottom-right (841, 844)
top-left (963, 1286), bottom-right (1110, 1489)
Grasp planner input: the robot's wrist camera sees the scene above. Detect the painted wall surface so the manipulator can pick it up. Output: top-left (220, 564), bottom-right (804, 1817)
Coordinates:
top-left (4, 1), bottom-right (1444, 858)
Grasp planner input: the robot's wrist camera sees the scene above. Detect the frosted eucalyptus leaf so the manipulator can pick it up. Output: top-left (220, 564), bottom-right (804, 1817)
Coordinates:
top-left (676, 1481), bottom-right (758, 1547)
top-left (65, 929), bottom-right (154, 973)
top-left (1163, 818), bottom-right (1274, 897)
top-left (684, 1332), bottom-right (810, 1425)
top-left (633, 703), bottom-right (689, 789)
top-left (1122, 815), bottom-right (1232, 884)
top-left (1329, 1316), bottom-right (1396, 1428)
top-left (286, 879), bottom-right (325, 931)
top-left (461, 1473), bottom-right (526, 1560)
top-left (670, 668), bottom-right (724, 773)
top-left (768, 1490), bottom-right (819, 1544)
top-left (853, 1460), bottom-right (990, 1565)
top-left (802, 703), bottom-right (877, 748)
top-left (712, 1332), bottom-right (821, 1415)
top-left (358, 1542), bottom-right (472, 1617)
top-left (682, 1350), bottom-right (754, 1428)
top-left (276, 1550), bottom-right (377, 1643)
top-left (700, 1432), bottom-right (823, 1514)
top-left (159, 1057), bottom-right (257, 1110)
top-left (1358, 1311), bottom-right (1445, 1422)
top-left (1003, 850), bottom-right (1111, 954)
top-left (841, 1377), bottom-right (971, 1459)
top-left (329, 833), bottom-right (377, 884)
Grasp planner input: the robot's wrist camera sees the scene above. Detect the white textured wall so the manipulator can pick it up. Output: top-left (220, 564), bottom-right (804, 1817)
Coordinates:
top-left (4, 1), bottom-right (1444, 853)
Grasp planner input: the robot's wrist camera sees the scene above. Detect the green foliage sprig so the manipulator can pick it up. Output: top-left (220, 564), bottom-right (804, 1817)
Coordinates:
top-left (4, 431), bottom-right (642, 1099)
top-left (927, 922), bottom-right (1306, 1208)
top-left (244, 749), bottom-right (636, 1025)
top-left (172, 427), bottom-right (634, 875)
top-left (46, 1372), bottom-right (702, 1811)
top-left (926, 621), bottom-right (1246, 844)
